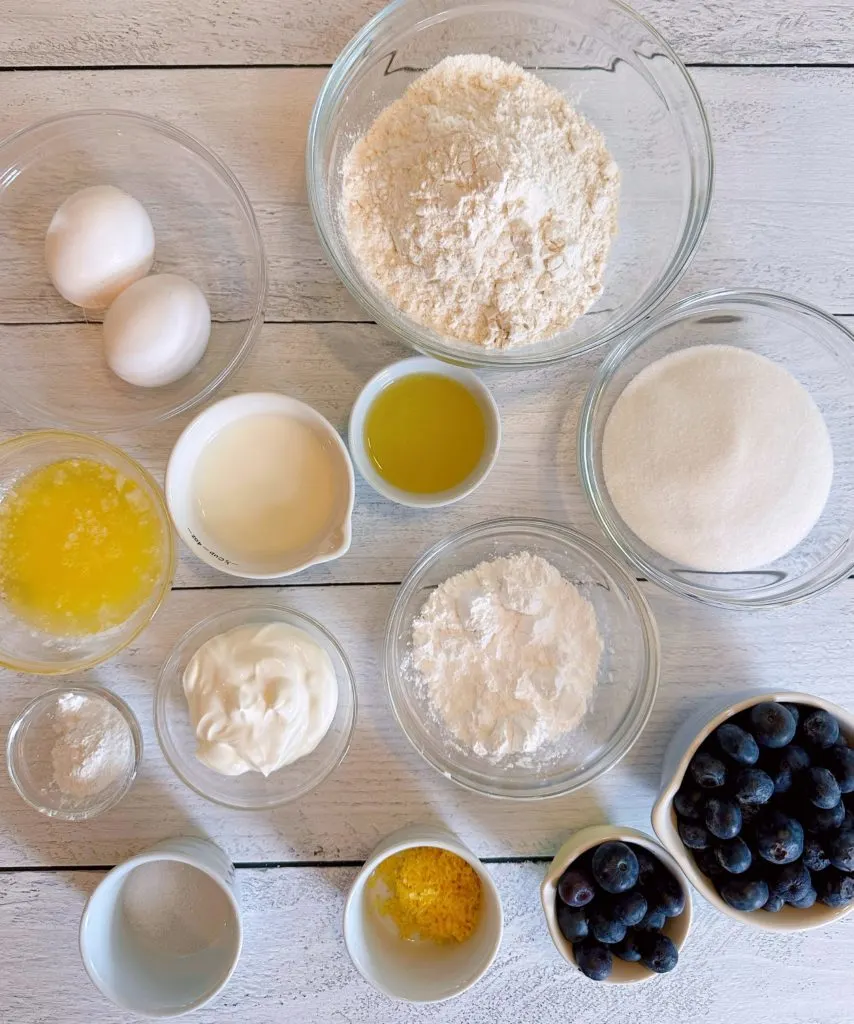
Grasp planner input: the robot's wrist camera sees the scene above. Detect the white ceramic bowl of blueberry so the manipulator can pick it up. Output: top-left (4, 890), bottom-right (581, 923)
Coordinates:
top-left (652, 691), bottom-right (854, 933)
top-left (541, 825), bottom-right (693, 984)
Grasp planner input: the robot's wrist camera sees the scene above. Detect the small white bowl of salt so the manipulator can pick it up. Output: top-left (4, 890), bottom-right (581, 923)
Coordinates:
top-left (80, 836), bottom-right (242, 1017)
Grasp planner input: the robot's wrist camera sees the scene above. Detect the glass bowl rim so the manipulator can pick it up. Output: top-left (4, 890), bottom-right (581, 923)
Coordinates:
top-left (6, 683), bottom-right (143, 821)
top-left (306, 0), bottom-right (715, 368)
top-left (0, 429), bottom-right (176, 674)
top-left (0, 108), bottom-right (268, 433)
top-left (383, 516), bottom-right (661, 799)
top-left (154, 603), bottom-right (359, 810)
top-left (578, 287), bottom-right (854, 610)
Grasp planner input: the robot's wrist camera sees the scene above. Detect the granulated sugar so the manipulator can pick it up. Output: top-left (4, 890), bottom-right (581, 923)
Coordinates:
top-left (342, 54), bottom-right (619, 349)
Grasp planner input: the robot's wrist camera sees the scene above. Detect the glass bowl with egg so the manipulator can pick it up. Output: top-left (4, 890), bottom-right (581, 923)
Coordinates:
top-left (383, 518), bottom-right (660, 799)
top-left (0, 109), bottom-right (266, 432)
top-left (307, 0), bottom-right (713, 367)
top-left (578, 289), bottom-right (854, 609)
top-left (155, 604), bottom-right (358, 810)
top-left (0, 431), bottom-right (175, 674)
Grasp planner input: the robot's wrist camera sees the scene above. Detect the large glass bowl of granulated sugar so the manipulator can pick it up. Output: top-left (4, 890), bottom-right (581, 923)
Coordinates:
top-left (307, 0), bottom-right (713, 367)
top-left (384, 518), bottom-right (660, 799)
top-left (579, 289), bottom-right (854, 609)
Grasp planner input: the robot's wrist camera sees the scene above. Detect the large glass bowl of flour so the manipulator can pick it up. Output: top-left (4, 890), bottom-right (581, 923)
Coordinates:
top-left (579, 290), bottom-right (854, 609)
top-left (384, 519), bottom-right (660, 798)
top-left (307, 0), bottom-right (713, 366)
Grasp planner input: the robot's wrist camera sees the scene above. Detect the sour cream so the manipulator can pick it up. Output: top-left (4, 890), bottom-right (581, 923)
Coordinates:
top-left (182, 622), bottom-right (338, 777)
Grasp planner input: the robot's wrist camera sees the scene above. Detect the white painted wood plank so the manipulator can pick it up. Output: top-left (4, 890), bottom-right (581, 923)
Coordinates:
top-left (0, 0), bottom-right (851, 67)
top-left (1, 580), bottom-right (853, 868)
top-left (1, 863), bottom-right (852, 1023)
top-left (1, 68), bottom-right (854, 322)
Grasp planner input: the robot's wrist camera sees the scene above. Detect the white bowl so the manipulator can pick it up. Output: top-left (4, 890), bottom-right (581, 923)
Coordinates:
top-left (348, 357), bottom-right (501, 508)
top-left (652, 690), bottom-right (854, 933)
top-left (80, 836), bottom-right (242, 1017)
top-left (166, 392), bottom-right (354, 578)
top-left (343, 824), bottom-right (503, 1003)
top-left (541, 825), bottom-right (692, 984)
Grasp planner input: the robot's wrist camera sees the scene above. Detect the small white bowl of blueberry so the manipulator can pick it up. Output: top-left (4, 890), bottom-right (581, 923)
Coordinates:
top-left (652, 691), bottom-right (854, 932)
top-left (541, 825), bottom-right (692, 983)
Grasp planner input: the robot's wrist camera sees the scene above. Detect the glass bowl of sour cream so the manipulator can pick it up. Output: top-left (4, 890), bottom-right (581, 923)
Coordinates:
top-left (155, 604), bottom-right (357, 810)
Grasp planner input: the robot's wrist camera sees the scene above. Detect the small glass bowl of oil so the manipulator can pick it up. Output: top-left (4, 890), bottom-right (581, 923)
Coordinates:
top-left (0, 431), bottom-right (175, 674)
top-left (348, 358), bottom-right (501, 508)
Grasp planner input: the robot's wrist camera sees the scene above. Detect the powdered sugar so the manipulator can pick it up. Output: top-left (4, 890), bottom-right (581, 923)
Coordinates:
top-left (51, 691), bottom-right (134, 799)
top-left (410, 552), bottom-right (603, 762)
top-left (342, 54), bottom-right (619, 349)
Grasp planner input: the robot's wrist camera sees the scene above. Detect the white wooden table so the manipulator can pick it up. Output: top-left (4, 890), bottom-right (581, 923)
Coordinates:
top-left (1, 2), bottom-right (854, 1021)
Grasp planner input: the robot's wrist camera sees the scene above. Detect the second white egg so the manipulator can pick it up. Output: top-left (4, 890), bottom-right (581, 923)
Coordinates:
top-left (103, 274), bottom-right (211, 388)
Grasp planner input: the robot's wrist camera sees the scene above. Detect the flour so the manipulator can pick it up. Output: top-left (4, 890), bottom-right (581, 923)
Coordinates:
top-left (341, 54), bottom-right (619, 349)
top-left (51, 691), bottom-right (134, 799)
top-left (602, 344), bottom-right (834, 572)
top-left (410, 552), bottom-right (603, 761)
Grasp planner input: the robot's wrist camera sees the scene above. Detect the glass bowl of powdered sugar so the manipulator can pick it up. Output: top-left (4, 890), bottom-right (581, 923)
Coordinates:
top-left (7, 685), bottom-right (141, 820)
top-left (307, 0), bottom-right (712, 367)
top-left (384, 518), bottom-right (659, 799)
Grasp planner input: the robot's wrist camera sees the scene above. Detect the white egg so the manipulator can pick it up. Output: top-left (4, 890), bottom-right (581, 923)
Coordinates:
top-left (45, 185), bottom-right (155, 309)
top-left (102, 274), bottom-right (211, 388)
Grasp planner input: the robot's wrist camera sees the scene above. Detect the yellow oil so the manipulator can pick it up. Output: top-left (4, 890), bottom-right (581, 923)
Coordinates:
top-left (364, 374), bottom-right (487, 494)
top-left (0, 458), bottom-right (166, 636)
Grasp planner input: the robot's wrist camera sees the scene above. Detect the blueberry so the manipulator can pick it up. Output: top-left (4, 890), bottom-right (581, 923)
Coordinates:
top-left (800, 709), bottom-right (840, 749)
top-left (801, 766), bottom-right (842, 810)
top-left (573, 939), bottom-right (613, 981)
top-left (770, 744), bottom-right (811, 794)
top-left (750, 702), bottom-right (797, 749)
top-left (714, 722), bottom-right (760, 766)
top-left (690, 751), bottom-right (727, 789)
top-left (817, 868), bottom-right (854, 908)
top-left (803, 835), bottom-right (831, 873)
top-left (824, 745), bottom-right (854, 794)
top-left (609, 890), bottom-right (647, 927)
top-left (770, 861), bottom-right (812, 902)
top-left (734, 768), bottom-right (775, 806)
top-left (589, 907), bottom-right (627, 945)
top-left (714, 837), bottom-right (752, 875)
top-left (762, 893), bottom-right (785, 913)
top-left (591, 842), bottom-right (639, 894)
top-left (693, 848), bottom-right (725, 880)
top-left (637, 932), bottom-right (679, 974)
top-left (788, 887), bottom-right (817, 909)
top-left (719, 876), bottom-right (770, 912)
top-left (673, 786), bottom-right (705, 821)
top-left (781, 703), bottom-right (800, 728)
top-left (678, 820), bottom-right (710, 850)
top-left (557, 866), bottom-right (596, 908)
top-left (657, 871), bottom-right (686, 918)
top-left (631, 846), bottom-right (660, 886)
top-left (612, 930), bottom-right (643, 962)
top-left (705, 797), bottom-right (742, 840)
top-left (556, 903), bottom-right (589, 942)
top-left (801, 800), bottom-right (845, 834)
top-left (635, 906), bottom-right (667, 931)
top-left (843, 801), bottom-right (854, 833)
top-left (739, 801), bottom-right (762, 829)
top-left (828, 829), bottom-right (854, 872)
top-left (755, 810), bottom-right (805, 865)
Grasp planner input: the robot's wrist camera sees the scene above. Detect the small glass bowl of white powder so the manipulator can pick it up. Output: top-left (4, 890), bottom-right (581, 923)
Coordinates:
top-left (579, 289), bottom-right (854, 609)
top-left (7, 685), bottom-right (141, 820)
top-left (384, 518), bottom-right (659, 799)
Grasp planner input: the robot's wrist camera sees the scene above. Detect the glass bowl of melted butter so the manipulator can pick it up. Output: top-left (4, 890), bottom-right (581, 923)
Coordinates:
top-left (0, 430), bottom-right (175, 674)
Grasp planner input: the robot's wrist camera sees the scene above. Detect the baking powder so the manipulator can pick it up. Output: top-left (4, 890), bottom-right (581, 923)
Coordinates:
top-left (410, 552), bottom-right (603, 762)
top-left (342, 54), bottom-right (619, 349)
top-left (51, 691), bottom-right (133, 799)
